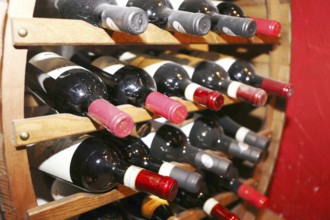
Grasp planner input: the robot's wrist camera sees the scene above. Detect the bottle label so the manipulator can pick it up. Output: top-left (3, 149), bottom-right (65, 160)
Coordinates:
top-left (91, 56), bottom-right (124, 75)
top-left (200, 153), bottom-right (214, 168)
top-left (184, 83), bottom-right (200, 102)
top-left (115, 0), bottom-right (129, 7)
top-left (141, 132), bottom-right (156, 149)
top-left (168, 0), bottom-right (185, 10)
top-left (119, 52), bottom-right (172, 77)
top-left (210, 1), bottom-right (222, 6)
top-left (223, 27), bottom-right (237, 36)
top-left (227, 81), bottom-right (242, 98)
top-left (215, 57), bottom-right (236, 71)
top-left (28, 136), bottom-right (89, 183)
top-left (238, 141), bottom-right (249, 151)
top-left (105, 17), bottom-right (121, 32)
top-left (158, 162), bottom-right (175, 176)
top-left (179, 122), bottom-right (194, 137)
top-left (29, 52), bottom-right (86, 79)
top-left (203, 198), bottom-right (218, 215)
top-left (141, 194), bottom-right (169, 219)
top-left (235, 127), bottom-right (250, 142)
top-left (173, 21), bottom-right (187, 34)
top-left (123, 165), bottom-right (143, 189)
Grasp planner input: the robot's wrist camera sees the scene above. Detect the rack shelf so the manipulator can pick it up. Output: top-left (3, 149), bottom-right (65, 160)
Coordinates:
top-left (0, 0), bottom-right (291, 219)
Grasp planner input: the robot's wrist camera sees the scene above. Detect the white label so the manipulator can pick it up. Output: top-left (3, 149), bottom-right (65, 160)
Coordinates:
top-left (119, 51), bottom-right (137, 61)
top-left (143, 61), bottom-right (172, 77)
top-left (115, 0), bottom-right (129, 7)
top-left (227, 81), bottom-right (242, 98)
top-left (51, 179), bottom-right (82, 201)
top-left (180, 122), bottom-right (194, 137)
top-left (38, 138), bottom-right (85, 183)
top-left (123, 165), bottom-right (143, 189)
top-left (105, 17), bottom-right (121, 32)
top-left (141, 132), bottom-right (156, 149)
top-left (29, 52), bottom-right (86, 79)
top-left (167, 0), bottom-right (185, 10)
top-left (203, 198), bottom-right (218, 215)
top-left (222, 27), bottom-right (237, 36)
top-left (201, 154), bottom-right (214, 168)
top-left (211, 1), bottom-right (223, 7)
top-left (238, 141), bottom-right (249, 151)
top-left (236, 127), bottom-right (250, 142)
top-left (91, 56), bottom-right (124, 75)
top-left (158, 162), bottom-right (175, 176)
top-left (184, 83), bottom-right (200, 102)
top-left (173, 21), bottom-right (187, 33)
top-left (182, 65), bottom-right (195, 78)
top-left (215, 57), bottom-right (236, 71)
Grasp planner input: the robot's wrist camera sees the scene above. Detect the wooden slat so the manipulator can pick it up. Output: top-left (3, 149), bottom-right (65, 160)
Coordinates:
top-left (10, 17), bottom-right (281, 47)
top-left (14, 97), bottom-right (236, 147)
top-left (27, 185), bottom-right (136, 220)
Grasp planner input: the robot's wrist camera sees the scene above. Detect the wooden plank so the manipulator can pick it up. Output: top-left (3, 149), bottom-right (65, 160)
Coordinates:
top-left (0, 0), bottom-right (38, 219)
top-left (10, 17), bottom-right (281, 46)
top-left (13, 96), bottom-right (236, 147)
top-left (27, 185), bottom-right (136, 220)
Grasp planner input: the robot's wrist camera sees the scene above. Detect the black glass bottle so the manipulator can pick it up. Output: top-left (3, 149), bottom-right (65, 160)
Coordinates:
top-left (71, 50), bottom-right (188, 124)
top-left (179, 114), bottom-right (264, 163)
top-left (28, 135), bottom-right (178, 201)
top-left (155, 50), bottom-right (268, 106)
top-left (211, 0), bottom-right (282, 37)
top-left (94, 132), bottom-right (203, 193)
top-left (55, 0), bottom-right (149, 34)
top-left (174, 183), bottom-right (239, 220)
top-left (26, 51), bottom-right (134, 137)
top-left (114, 50), bottom-right (225, 111)
top-left (141, 120), bottom-right (233, 177)
top-left (125, 0), bottom-right (211, 36)
top-left (179, 49), bottom-right (294, 98)
top-left (167, 0), bottom-right (256, 37)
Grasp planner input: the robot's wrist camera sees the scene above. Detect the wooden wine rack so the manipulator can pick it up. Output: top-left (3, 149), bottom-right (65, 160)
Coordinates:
top-left (0, 0), bottom-right (291, 219)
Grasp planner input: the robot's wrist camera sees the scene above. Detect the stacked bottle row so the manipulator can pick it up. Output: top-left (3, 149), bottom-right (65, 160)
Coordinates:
top-left (26, 46), bottom-right (292, 219)
top-left (53, 0), bottom-right (281, 37)
top-left (30, 110), bottom-right (270, 220)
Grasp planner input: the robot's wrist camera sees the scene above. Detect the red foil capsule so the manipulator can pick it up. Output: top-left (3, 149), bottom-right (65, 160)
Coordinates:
top-left (145, 91), bottom-right (188, 124)
top-left (261, 78), bottom-right (294, 98)
top-left (250, 17), bottom-right (282, 37)
top-left (237, 183), bottom-right (269, 209)
top-left (204, 198), bottom-right (239, 220)
top-left (88, 98), bottom-right (134, 137)
top-left (186, 83), bottom-right (224, 110)
top-left (135, 168), bottom-right (178, 202)
top-left (228, 81), bottom-right (268, 106)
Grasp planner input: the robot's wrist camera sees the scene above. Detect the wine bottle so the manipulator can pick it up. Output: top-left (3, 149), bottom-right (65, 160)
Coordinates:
top-left (154, 50), bottom-right (268, 106)
top-left (204, 169), bottom-right (269, 209)
top-left (174, 183), bottom-right (239, 220)
top-left (71, 50), bottom-right (188, 124)
top-left (28, 135), bottom-right (178, 201)
top-left (55, 0), bottom-right (149, 35)
top-left (93, 131), bottom-right (203, 193)
top-left (178, 114), bottom-right (264, 163)
top-left (114, 50), bottom-right (225, 111)
top-left (118, 193), bottom-right (178, 220)
top-left (140, 120), bottom-right (233, 177)
top-left (122, 0), bottom-right (211, 36)
top-left (210, 1), bottom-right (282, 37)
top-left (26, 51), bottom-right (134, 138)
top-left (209, 113), bottom-right (270, 150)
top-left (167, 0), bottom-right (256, 37)
top-left (179, 49), bottom-right (294, 98)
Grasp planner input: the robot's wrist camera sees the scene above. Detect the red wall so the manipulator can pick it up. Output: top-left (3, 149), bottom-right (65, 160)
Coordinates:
top-left (268, 0), bottom-right (330, 219)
